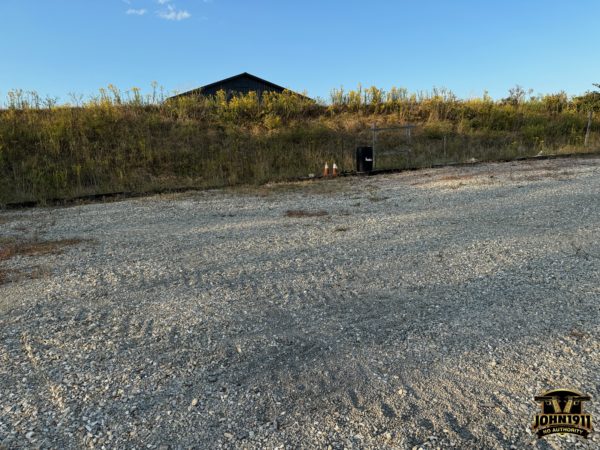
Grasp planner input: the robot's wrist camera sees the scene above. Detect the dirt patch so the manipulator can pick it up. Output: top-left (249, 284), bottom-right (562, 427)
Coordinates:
top-left (367, 195), bottom-right (389, 202)
top-left (284, 209), bottom-right (329, 218)
top-left (0, 214), bottom-right (20, 225)
top-left (228, 179), bottom-right (349, 198)
top-left (0, 237), bottom-right (88, 285)
top-left (0, 265), bottom-right (51, 285)
top-left (409, 171), bottom-right (480, 187)
top-left (517, 170), bottom-right (576, 181)
top-left (406, 158), bottom-right (590, 190)
top-left (0, 237), bottom-right (87, 261)
top-left (437, 174), bottom-right (477, 182)
top-left (334, 226), bottom-right (349, 232)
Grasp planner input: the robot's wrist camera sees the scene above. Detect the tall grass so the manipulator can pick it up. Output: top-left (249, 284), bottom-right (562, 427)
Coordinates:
top-left (0, 85), bottom-right (598, 205)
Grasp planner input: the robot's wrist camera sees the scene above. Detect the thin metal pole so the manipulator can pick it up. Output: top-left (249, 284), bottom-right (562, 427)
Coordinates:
top-left (585, 110), bottom-right (593, 147)
top-left (372, 122), bottom-right (376, 169)
top-left (443, 135), bottom-right (447, 160)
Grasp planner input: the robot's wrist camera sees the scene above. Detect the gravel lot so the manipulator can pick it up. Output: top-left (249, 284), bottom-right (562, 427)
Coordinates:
top-left (1, 156), bottom-right (599, 449)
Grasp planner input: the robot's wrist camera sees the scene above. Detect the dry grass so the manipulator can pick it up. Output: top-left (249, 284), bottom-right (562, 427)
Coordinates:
top-left (284, 210), bottom-right (329, 218)
top-left (2, 85), bottom-right (598, 205)
top-left (0, 237), bottom-right (88, 285)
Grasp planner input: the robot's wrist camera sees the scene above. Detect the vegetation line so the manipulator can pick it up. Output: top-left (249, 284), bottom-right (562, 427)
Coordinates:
top-left (0, 84), bottom-right (598, 205)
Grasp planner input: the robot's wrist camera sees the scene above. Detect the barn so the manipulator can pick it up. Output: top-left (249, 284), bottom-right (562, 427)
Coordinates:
top-left (171, 72), bottom-right (306, 99)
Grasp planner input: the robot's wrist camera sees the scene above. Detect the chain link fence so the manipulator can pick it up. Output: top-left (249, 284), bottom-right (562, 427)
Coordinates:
top-left (350, 123), bottom-right (600, 172)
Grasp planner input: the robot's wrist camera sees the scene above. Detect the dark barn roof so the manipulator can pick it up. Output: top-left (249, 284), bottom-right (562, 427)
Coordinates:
top-left (171, 72), bottom-right (308, 99)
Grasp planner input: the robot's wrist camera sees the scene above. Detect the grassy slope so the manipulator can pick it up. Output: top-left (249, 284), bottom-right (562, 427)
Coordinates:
top-left (0, 88), bottom-right (598, 204)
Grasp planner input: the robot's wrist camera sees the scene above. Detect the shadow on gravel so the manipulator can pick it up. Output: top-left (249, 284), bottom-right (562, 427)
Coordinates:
top-left (1, 165), bottom-right (599, 449)
top-left (2, 274), bottom-right (597, 449)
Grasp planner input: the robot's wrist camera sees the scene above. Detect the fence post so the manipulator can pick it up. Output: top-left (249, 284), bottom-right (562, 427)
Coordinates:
top-left (584, 110), bottom-right (593, 147)
top-left (443, 135), bottom-right (447, 160)
top-left (371, 122), bottom-right (376, 169)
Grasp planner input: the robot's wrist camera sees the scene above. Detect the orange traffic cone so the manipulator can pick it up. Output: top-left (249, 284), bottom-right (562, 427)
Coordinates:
top-left (323, 162), bottom-right (329, 177)
top-left (332, 163), bottom-right (338, 177)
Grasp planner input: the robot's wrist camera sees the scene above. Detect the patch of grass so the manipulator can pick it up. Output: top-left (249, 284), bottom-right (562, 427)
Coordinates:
top-left (284, 209), bottom-right (329, 218)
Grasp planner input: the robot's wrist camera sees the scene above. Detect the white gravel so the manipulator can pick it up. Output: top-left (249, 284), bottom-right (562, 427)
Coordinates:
top-left (1, 156), bottom-right (600, 449)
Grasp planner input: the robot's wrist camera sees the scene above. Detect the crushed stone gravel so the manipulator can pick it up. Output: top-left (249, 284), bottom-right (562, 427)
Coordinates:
top-left (1, 156), bottom-right (600, 449)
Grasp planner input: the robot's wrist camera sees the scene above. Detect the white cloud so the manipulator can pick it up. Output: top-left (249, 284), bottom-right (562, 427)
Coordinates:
top-left (121, 0), bottom-right (198, 22)
top-left (126, 8), bottom-right (147, 15)
top-left (157, 4), bottom-right (191, 21)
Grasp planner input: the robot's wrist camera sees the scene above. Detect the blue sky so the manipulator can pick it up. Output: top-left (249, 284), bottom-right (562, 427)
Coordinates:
top-left (0, 0), bottom-right (598, 102)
